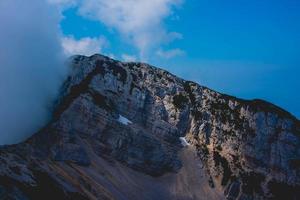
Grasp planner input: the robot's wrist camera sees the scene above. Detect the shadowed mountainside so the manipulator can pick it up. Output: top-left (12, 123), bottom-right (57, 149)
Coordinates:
top-left (0, 54), bottom-right (299, 200)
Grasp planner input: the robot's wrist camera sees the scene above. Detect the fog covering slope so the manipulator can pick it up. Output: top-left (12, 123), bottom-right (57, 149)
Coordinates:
top-left (0, 0), bottom-right (67, 144)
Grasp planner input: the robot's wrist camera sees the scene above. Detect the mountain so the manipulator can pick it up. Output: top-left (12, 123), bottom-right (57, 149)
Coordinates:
top-left (0, 54), bottom-right (299, 200)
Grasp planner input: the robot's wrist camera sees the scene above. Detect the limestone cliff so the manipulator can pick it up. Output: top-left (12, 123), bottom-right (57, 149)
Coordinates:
top-left (0, 54), bottom-right (299, 200)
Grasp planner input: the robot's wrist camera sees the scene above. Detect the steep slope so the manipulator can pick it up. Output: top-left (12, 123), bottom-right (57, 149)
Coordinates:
top-left (0, 54), bottom-right (299, 200)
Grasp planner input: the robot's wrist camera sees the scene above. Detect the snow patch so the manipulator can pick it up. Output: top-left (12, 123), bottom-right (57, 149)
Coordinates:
top-left (118, 115), bottom-right (132, 125)
top-left (179, 137), bottom-right (190, 147)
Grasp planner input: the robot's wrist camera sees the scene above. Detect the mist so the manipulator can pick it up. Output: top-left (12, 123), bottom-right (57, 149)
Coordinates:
top-left (0, 0), bottom-right (67, 145)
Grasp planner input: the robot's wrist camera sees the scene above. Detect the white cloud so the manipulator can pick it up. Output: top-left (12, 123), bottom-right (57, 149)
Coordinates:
top-left (0, 0), bottom-right (67, 144)
top-left (62, 36), bottom-right (107, 56)
top-left (121, 54), bottom-right (137, 62)
top-left (52, 0), bottom-right (184, 59)
top-left (156, 48), bottom-right (185, 59)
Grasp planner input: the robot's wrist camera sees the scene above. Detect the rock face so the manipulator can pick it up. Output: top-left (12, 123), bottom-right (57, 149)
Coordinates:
top-left (0, 54), bottom-right (299, 200)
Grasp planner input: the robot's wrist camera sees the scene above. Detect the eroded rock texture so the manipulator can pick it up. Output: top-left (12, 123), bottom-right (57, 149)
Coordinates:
top-left (0, 54), bottom-right (299, 200)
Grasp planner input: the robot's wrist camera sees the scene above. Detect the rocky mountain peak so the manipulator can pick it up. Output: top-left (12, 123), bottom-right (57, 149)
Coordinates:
top-left (0, 54), bottom-right (299, 200)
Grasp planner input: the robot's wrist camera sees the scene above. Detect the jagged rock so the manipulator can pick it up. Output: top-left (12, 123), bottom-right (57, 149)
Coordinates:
top-left (0, 54), bottom-right (299, 200)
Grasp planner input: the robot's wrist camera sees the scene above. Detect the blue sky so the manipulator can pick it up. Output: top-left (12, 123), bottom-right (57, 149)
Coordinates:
top-left (59, 0), bottom-right (300, 118)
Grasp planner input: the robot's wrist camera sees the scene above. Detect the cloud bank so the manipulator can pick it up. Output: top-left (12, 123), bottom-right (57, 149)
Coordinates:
top-left (0, 0), bottom-right (67, 144)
